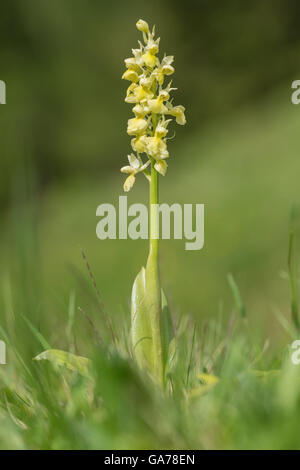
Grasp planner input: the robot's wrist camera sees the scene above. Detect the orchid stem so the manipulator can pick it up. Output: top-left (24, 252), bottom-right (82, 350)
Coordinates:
top-left (146, 159), bottom-right (163, 385)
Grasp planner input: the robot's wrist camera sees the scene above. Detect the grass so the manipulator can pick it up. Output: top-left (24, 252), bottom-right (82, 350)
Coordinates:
top-left (1, 85), bottom-right (300, 449)
top-left (0, 302), bottom-right (300, 450)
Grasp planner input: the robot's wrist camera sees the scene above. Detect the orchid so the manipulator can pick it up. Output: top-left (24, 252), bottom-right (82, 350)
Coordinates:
top-left (121, 19), bottom-right (186, 385)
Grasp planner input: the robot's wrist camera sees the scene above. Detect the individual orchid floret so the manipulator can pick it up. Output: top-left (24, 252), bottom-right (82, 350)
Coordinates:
top-left (127, 116), bottom-right (149, 136)
top-left (142, 50), bottom-right (159, 69)
top-left (154, 118), bottom-right (172, 138)
top-left (147, 89), bottom-right (170, 114)
top-left (131, 134), bottom-right (148, 153)
top-left (139, 74), bottom-right (155, 89)
top-left (131, 48), bottom-right (145, 67)
top-left (120, 153), bottom-right (150, 192)
top-left (154, 156), bottom-right (168, 176)
top-left (124, 57), bottom-right (142, 73)
top-left (122, 69), bottom-right (140, 83)
top-left (167, 104), bottom-right (186, 125)
top-left (125, 84), bottom-right (154, 104)
top-left (161, 55), bottom-right (175, 74)
top-left (148, 81), bottom-right (176, 112)
top-left (132, 103), bottom-right (149, 118)
top-left (146, 135), bottom-right (169, 160)
top-left (141, 33), bottom-right (160, 68)
top-left (153, 56), bottom-right (175, 85)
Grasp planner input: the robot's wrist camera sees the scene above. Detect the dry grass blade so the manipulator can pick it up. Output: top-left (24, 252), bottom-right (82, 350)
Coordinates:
top-left (80, 248), bottom-right (116, 346)
top-left (78, 306), bottom-right (103, 345)
top-left (288, 231), bottom-right (299, 331)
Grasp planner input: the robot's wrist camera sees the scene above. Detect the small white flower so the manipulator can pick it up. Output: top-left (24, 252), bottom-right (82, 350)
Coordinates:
top-left (121, 154), bottom-right (150, 192)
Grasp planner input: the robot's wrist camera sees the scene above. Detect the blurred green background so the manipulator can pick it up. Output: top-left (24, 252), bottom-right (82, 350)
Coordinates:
top-left (1, 0), bottom-right (300, 352)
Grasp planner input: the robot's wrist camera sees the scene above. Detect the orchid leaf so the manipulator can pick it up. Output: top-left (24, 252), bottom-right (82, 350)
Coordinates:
top-left (33, 349), bottom-right (91, 377)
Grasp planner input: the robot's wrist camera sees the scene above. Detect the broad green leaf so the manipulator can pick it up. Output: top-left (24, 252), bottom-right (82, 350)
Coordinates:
top-left (131, 267), bottom-right (174, 379)
top-left (33, 349), bottom-right (91, 377)
top-left (131, 267), bottom-right (154, 372)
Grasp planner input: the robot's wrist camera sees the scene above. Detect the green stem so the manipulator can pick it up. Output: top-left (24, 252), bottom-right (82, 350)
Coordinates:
top-left (149, 159), bottom-right (159, 256)
top-left (146, 159), bottom-right (163, 385)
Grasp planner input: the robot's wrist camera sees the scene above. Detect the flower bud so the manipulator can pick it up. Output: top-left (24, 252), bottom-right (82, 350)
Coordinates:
top-left (136, 19), bottom-right (149, 34)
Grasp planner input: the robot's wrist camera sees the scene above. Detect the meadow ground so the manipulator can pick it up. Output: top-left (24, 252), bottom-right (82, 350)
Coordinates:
top-left (1, 87), bottom-right (300, 449)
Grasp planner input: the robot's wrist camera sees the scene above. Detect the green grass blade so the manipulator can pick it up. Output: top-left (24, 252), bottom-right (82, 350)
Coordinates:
top-left (20, 313), bottom-right (51, 350)
top-left (227, 273), bottom-right (246, 318)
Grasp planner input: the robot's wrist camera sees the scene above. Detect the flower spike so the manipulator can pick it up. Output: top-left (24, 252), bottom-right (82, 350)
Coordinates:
top-left (121, 19), bottom-right (186, 191)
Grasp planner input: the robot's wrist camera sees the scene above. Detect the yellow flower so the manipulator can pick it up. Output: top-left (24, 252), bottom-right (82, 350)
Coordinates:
top-left (142, 51), bottom-right (159, 68)
top-left (133, 85), bottom-right (154, 103)
top-left (136, 19), bottom-right (149, 34)
top-left (122, 69), bottom-right (139, 83)
top-left (125, 83), bottom-right (153, 104)
top-left (124, 57), bottom-right (142, 73)
top-left (125, 83), bottom-right (138, 103)
top-left (131, 48), bottom-right (145, 67)
top-left (147, 37), bottom-right (160, 55)
top-left (154, 119), bottom-right (171, 138)
top-left (139, 74), bottom-right (155, 89)
top-left (148, 91), bottom-right (169, 114)
top-left (146, 135), bottom-right (169, 160)
top-left (148, 98), bottom-right (167, 114)
top-left (154, 159), bottom-right (168, 176)
top-left (132, 103), bottom-right (149, 117)
top-left (121, 154), bottom-right (150, 192)
top-left (168, 105), bottom-right (186, 125)
top-left (153, 56), bottom-right (174, 85)
top-left (162, 64), bottom-right (174, 75)
top-left (127, 117), bottom-right (149, 136)
top-left (131, 134), bottom-right (148, 153)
